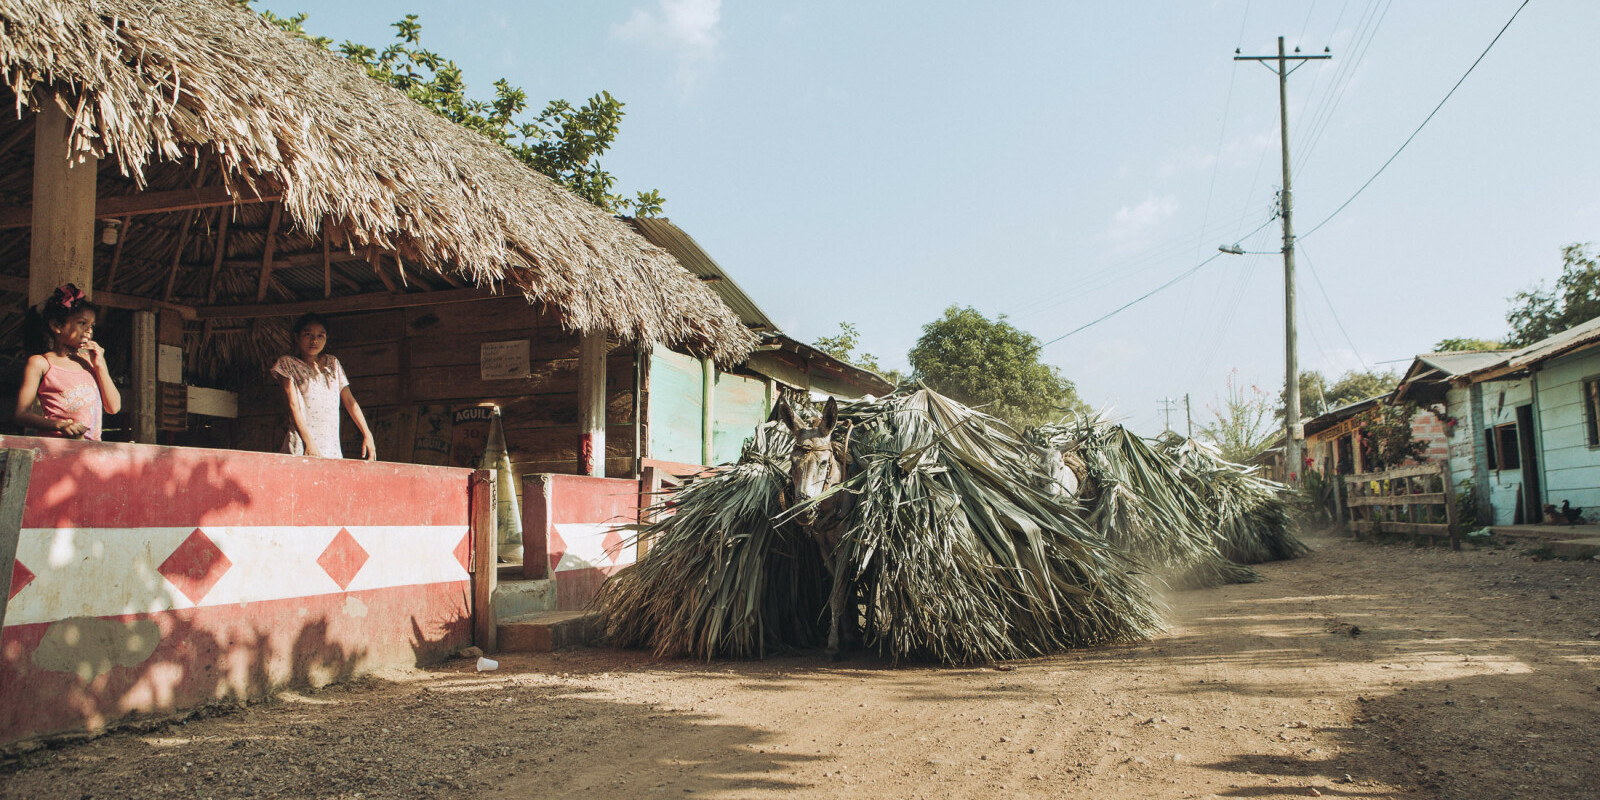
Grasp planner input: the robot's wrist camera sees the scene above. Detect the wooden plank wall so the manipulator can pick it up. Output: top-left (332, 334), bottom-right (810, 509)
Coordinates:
top-left (233, 296), bottom-right (641, 480)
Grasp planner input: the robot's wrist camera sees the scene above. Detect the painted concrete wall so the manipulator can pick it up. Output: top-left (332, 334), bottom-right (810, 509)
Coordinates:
top-left (648, 350), bottom-right (772, 467)
top-left (1479, 377), bottom-right (1532, 525)
top-left (520, 474), bottom-right (638, 610)
top-left (1534, 346), bottom-right (1600, 510)
top-left (648, 349), bottom-right (705, 465)
top-left (1444, 386), bottom-right (1476, 483)
top-left (712, 372), bottom-right (769, 464)
top-left (0, 436), bottom-right (475, 747)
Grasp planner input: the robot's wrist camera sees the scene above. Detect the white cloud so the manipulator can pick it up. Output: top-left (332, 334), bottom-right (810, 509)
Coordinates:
top-left (614, 0), bottom-right (723, 94)
top-left (1105, 195), bottom-right (1180, 249)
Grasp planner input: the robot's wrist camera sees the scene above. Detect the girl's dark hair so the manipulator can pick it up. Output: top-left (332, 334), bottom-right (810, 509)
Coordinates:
top-left (290, 312), bottom-right (330, 338)
top-left (22, 284), bottom-right (97, 356)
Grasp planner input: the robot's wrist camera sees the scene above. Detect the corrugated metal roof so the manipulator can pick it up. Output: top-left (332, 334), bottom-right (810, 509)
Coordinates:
top-left (1415, 351), bottom-right (1509, 376)
top-left (625, 217), bottom-right (777, 332)
top-left (1464, 315), bottom-right (1600, 382)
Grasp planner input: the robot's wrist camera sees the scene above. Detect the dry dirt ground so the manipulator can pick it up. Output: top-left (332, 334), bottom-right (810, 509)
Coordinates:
top-left (4, 528), bottom-right (1598, 800)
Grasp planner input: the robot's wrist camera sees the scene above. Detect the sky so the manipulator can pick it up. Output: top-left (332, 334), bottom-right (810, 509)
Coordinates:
top-left (259, 0), bottom-right (1598, 436)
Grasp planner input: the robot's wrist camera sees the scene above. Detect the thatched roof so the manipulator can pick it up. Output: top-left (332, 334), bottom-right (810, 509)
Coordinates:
top-left (0, 0), bottom-right (755, 362)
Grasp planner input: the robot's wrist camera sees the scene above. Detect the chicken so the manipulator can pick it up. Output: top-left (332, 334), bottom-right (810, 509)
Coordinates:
top-left (1561, 500), bottom-right (1583, 526)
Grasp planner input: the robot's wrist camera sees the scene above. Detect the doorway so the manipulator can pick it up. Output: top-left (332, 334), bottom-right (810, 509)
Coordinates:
top-left (1515, 404), bottom-right (1541, 523)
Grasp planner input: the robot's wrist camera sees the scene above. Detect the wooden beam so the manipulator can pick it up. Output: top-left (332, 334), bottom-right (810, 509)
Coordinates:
top-left (470, 469), bottom-right (498, 652)
top-left (130, 311), bottom-right (157, 443)
top-left (206, 209), bottom-right (230, 304)
top-left (368, 247), bottom-right (399, 293)
top-left (103, 217), bottom-right (131, 292)
top-left (29, 103), bottom-right (96, 306)
top-left (321, 220), bottom-right (332, 298)
top-left (162, 211), bottom-right (197, 302)
top-left (0, 184), bottom-right (281, 229)
top-left (196, 284), bottom-right (497, 319)
top-left (578, 331), bottom-right (608, 477)
top-left (255, 202), bottom-right (282, 302)
top-left (0, 274), bottom-right (195, 318)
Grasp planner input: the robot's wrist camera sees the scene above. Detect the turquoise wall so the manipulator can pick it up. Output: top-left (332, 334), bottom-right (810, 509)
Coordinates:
top-left (1534, 346), bottom-right (1600, 510)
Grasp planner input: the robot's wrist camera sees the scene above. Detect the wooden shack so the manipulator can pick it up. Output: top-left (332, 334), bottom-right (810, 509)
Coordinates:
top-left (0, 0), bottom-right (755, 482)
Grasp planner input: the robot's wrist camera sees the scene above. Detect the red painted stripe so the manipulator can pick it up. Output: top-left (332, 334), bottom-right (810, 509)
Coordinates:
top-left (0, 436), bottom-right (474, 528)
top-left (0, 580), bottom-right (469, 746)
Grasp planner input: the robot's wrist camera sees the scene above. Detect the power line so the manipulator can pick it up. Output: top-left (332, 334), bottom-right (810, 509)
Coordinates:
top-left (1301, 0), bottom-right (1531, 240)
top-left (1297, 242), bottom-right (1369, 371)
top-left (1029, 218), bottom-right (1276, 353)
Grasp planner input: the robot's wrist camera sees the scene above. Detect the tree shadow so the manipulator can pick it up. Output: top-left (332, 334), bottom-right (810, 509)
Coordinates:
top-left (0, 663), bottom-right (825, 799)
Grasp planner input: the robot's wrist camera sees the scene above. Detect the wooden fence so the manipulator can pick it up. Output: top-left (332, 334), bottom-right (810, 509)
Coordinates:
top-left (1344, 462), bottom-right (1459, 550)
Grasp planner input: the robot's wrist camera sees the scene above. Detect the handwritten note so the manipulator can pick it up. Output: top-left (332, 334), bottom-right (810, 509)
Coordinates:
top-left (480, 340), bottom-right (530, 381)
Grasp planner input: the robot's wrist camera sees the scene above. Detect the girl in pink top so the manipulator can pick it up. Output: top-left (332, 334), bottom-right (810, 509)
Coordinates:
top-left (13, 284), bottom-right (122, 440)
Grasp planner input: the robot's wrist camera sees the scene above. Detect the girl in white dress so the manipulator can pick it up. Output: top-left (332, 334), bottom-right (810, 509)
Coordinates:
top-left (272, 313), bottom-right (377, 460)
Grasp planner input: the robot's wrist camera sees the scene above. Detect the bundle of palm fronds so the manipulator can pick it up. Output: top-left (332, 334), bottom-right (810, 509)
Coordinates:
top-left (596, 422), bottom-right (830, 659)
top-left (1030, 417), bottom-right (1257, 590)
top-left (596, 388), bottom-right (1164, 664)
top-left (1155, 433), bottom-right (1309, 564)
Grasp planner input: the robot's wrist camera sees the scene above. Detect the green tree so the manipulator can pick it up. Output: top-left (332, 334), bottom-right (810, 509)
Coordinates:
top-left (1434, 337), bottom-right (1505, 352)
top-left (243, 4), bottom-right (663, 215)
top-left (1197, 370), bottom-right (1277, 463)
top-left (1282, 368), bottom-right (1396, 420)
top-left (907, 306), bottom-right (1085, 428)
top-left (815, 322), bottom-right (904, 386)
top-left (1505, 243), bottom-right (1600, 347)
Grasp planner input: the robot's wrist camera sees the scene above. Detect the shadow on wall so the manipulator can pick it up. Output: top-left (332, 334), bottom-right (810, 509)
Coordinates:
top-left (0, 441), bottom-right (389, 744)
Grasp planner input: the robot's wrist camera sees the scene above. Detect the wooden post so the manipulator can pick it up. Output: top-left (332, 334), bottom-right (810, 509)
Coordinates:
top-left (29, 102), bottom-right (97, 307)
top-left (470, 469), bottom-right (498, 652)
top-left (1441, 462), bottom-right (1460, 550)
top-left (0, 449), bottom-right (35, 631)
top-left (255, 201), bottom-right (281, 302)
top-left (577, 331), bottom-right (607, 477)
top-left (129, 310), bottom-right (158, 443)
top-left (701, 356), bottom-right (716, 466)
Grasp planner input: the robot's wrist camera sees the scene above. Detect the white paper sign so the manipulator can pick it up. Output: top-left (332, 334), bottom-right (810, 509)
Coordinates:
top-left (158, 344), bottom-right (183, 384)
top-left (480, 340), bottom-right (530, 381)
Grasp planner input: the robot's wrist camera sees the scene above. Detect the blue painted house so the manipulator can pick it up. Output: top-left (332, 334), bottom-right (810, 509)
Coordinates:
top-left (1460, 316), bottom-right (1600, 524)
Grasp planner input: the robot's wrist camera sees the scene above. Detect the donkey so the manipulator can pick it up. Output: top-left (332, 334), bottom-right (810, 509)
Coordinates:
top-left (775, 396), bottom-right (857, 661)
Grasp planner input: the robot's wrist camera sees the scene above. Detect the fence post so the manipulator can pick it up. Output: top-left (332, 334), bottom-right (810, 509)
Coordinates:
top-left (1441, 462), bottom-right (1460, 551)
top-left (470, 469), bottom-right (498, 652)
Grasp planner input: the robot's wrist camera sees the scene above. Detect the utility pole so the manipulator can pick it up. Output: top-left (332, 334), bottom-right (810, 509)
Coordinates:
top-left (1158, 398), bottom-right (1178, 432)
top-left (1236, 37), bottom-right (1329, 485)
top-left (1185, 393), bottom-right (1193, 439)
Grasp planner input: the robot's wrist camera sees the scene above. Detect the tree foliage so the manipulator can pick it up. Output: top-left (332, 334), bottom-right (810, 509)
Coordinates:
top-left (1434, 337), bottom-right (1505, 352)
top-left (1505, 243), bottom-right (1600, 347)
top-left (243, 3), bottom-right (663, 215)
top-left (907, 306), bottom-right (1084, 429)
top-left (814, 322), bottom-right (903, 386)
top-left (1285, 368), bottom-right (1397, 419)
top-left (1353, 401), bottom-right (1426, 471)
top-left (1196, 370), bottom-right (1277, 463)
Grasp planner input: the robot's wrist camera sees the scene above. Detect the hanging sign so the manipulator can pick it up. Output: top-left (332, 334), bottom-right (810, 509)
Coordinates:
top-left (480, 340), bottom-right (530, 381)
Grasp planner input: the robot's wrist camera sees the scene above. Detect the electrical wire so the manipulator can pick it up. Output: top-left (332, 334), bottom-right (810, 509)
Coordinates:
top-left (1300, 0), bottom-right (1531, 240)
top-left (1297, 241), bottom-right (1369, 371)
top-left (1031, 217), bottom-right (1277, 353)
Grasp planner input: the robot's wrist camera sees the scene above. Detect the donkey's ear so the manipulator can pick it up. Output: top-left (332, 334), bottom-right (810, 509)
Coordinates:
top-left (775, 398), bottom-right (800, 433)
top-left (819, 397), bottom-right (838, 435)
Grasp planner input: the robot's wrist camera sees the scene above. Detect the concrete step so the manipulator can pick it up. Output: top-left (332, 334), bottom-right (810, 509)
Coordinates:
top-left (492, 577), bottom-right (556, 620)
top-left (498, 610), bottom-right (602, 653)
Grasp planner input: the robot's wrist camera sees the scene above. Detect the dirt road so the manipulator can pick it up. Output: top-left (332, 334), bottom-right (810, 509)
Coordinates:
top-left (4, 529), bottom-right (1597, 800)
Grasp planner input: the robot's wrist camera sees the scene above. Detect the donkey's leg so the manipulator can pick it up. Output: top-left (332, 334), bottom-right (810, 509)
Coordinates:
top-left (823, 562), bottom-right (850, 662)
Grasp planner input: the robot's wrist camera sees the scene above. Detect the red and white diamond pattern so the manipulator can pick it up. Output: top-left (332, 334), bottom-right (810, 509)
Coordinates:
top-left (3, 525), bottom-right (469, 628)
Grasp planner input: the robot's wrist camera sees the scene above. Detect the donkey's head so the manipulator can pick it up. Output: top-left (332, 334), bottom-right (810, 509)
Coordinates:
top-left (777, 396), bottom-right (842, 508)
